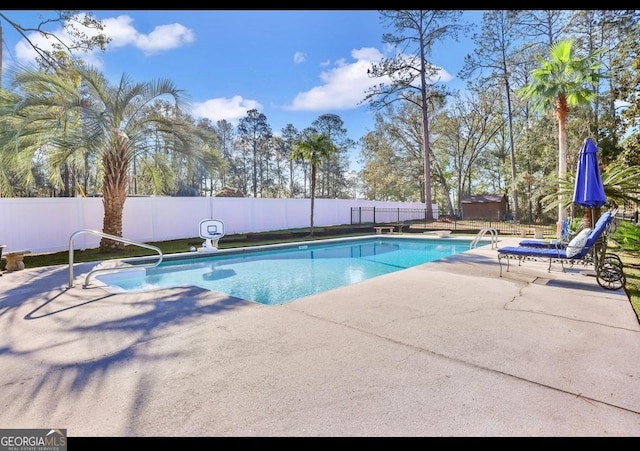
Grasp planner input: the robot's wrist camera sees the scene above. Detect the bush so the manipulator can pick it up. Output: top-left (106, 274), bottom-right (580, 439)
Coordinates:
top-left (611, 220), bottom-right (640, 252)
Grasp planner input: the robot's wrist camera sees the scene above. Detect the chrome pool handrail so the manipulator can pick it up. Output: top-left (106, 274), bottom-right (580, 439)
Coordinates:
top-left (68, 229), bottom-right (163, 288)
top-left (470, 227), bottom-right (498, 249)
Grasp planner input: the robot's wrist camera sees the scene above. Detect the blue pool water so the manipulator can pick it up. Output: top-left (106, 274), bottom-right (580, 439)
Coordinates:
top-left (95, 236), bottom-right (485, 305)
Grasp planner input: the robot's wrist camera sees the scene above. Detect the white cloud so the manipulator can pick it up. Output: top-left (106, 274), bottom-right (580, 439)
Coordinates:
top-left (284, 47), bottom-right (452, 112)
top-left (192, 96), bottom-right (263, 125)
top-left (102, 15), bottom-right (195, 55)
top-left (284, 47), bottom-right (384, 111)
top-left (293, 51), bottom-right (306, 64)
top-left (12, 13), bottom-right (195, 68)
top-left (99, 15), bottom-right (140, 48)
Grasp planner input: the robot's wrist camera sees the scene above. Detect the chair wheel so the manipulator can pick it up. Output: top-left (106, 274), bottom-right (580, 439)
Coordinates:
top-left (603, 253), bottom-right (622, 266)
top-left (597, 260), bottom-right (625, 290)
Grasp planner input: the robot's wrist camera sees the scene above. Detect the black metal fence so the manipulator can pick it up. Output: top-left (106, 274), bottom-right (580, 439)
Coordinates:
top-left (350, 207), bottom-right (557, 237)
top-left (351, 207), bottom-right (440, 224)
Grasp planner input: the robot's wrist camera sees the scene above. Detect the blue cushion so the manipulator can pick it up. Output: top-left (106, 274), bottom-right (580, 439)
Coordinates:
top-left (498, 246), bottom-right (566, 258)
top-left (519, 239), bottom-right (565, 249)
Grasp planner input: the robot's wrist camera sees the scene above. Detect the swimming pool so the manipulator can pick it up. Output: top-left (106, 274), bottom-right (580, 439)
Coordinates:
top-left (95, 235), bottom-right (486, 305)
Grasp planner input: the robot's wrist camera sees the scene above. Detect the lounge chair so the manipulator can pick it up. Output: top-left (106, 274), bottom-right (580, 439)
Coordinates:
top-left (517, 238), bottom-right (567, 249)
top-left (497, 211), bottom-right (614, 277)
top-left (518, 217), bottom-right (573, 248)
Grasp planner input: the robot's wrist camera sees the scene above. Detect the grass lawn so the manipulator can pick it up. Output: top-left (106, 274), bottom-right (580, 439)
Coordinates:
top-left (608, 242), bottom-right (640, 322)
top-left (10, 225), bottom-right (374, 268)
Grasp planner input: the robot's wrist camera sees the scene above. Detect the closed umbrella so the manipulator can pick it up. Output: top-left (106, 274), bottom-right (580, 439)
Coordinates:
top-left (573, 137), bottom-right (606, 227)
top-left (573, 137), bottom-right (607, 271)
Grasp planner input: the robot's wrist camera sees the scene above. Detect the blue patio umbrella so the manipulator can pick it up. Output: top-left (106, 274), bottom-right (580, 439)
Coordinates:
top-left (572, 137), bottom-right (606, 225)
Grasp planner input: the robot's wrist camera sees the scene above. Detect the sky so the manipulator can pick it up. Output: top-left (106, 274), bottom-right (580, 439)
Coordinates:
top-left (0, 9), bottom-right (484, 169)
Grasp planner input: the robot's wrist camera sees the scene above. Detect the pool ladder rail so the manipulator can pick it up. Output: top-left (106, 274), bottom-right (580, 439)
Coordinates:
top-left (470, 227), bottom-right (498, 249)
top-left (68, 229), bottom-right (163, 288)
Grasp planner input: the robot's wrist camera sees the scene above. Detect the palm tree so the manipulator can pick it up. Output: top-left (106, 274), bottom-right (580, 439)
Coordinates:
top-left (290, 132), bottom-right (337, 237)
top-left (0, 63), bottom-right (87, 197)
top-left (3, 63), bottom-right (197, 252)
top-left (517, 39), bottom-right (603, 224)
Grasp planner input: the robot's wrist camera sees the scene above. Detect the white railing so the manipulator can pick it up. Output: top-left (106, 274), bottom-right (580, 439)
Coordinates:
top-left (470, 227), bottom-right (498, 249)
top-left (68, 229), bottom-right (163, 288)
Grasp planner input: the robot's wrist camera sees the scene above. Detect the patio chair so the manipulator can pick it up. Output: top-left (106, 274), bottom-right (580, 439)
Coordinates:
top-left (497, 210), bottom-right (614, 277)
top-left (518, 217), bottom-right (573, 248)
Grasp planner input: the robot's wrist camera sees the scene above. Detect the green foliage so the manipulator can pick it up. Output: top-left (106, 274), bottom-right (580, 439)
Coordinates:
top-left (359, 103), bottom-right (425, 202)
top-left (612, 220), bottom-right (640, 252)
top-left (291, 133), bottom-right (336, 169)
top-left (291, 132), bottom-right (338, 235)
top-left (517, 38), bottom-right (606, 222)
top-left (517, 39), bottom-right (604, 112)
top-left (569, 217), bottom-right (584, 233)
top-left (539, 160), bottom-right (640, 214)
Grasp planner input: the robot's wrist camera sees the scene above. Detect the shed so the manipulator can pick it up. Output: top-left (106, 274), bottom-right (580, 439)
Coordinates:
top-left (460, 194), bottom-right (508, 220)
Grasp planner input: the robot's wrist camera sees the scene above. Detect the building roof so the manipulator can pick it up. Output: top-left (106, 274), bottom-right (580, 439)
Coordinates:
top-left (460, 194), bottom-right (506, 204)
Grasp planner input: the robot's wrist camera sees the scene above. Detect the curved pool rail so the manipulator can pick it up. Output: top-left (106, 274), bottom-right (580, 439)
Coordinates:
top-left (68, 229), bottom-right (163, 288)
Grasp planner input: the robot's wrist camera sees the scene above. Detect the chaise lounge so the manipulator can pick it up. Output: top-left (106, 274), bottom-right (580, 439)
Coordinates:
top-left (497, 210), bottom-right (614, 277)
top-left (517, 217), bottom-right (573, 249)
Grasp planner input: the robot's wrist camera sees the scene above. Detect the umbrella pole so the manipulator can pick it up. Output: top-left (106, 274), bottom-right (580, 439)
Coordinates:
top-left (591, 206), bottom-right (607, 270)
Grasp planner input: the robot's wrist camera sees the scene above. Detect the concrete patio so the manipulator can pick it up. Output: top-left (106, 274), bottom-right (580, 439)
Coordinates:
top-left (0, 235), bottom-right (638, 437)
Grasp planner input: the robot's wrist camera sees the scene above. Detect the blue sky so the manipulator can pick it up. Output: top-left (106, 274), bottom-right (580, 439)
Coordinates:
top-left (1, 10), bottom-right (484, 166)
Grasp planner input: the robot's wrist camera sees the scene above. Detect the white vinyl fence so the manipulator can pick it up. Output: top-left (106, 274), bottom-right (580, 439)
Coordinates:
top-left (0, 197), bottom-right (428, 254)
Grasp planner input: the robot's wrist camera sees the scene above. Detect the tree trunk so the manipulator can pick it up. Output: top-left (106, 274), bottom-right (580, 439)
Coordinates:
top-left (419, 32), bottom-right (433, 219)
top-left (309, 165), bottom-right (316, 237)
top-left (99, 147), bottom-right (129, 252)
top-left (583, 206), bottom-right (601, 229)
top-left (505, 77), bottom-right (519, 221)
top-left (557, 97), bottom-right (569, 223)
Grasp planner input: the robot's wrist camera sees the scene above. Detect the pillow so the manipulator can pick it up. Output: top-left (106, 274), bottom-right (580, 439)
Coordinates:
top-left (566, 228), bottom-right (592, 258)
